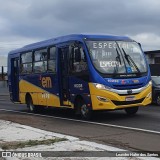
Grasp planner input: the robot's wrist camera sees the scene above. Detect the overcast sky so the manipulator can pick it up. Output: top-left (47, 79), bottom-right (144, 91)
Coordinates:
top-left (0, 0), bottom-right (160, 61)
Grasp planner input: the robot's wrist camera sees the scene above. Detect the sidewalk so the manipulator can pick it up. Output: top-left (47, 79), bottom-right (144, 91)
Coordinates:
top-left (0, 120), bottom-right (159, 160)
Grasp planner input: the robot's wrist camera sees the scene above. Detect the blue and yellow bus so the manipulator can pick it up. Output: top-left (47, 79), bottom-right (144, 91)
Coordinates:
top-left (8, 34), bottom-right (152, 119)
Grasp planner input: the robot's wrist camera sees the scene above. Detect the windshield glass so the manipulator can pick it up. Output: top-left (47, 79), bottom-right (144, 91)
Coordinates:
top-left (86, 41), bottom-right (147, 75)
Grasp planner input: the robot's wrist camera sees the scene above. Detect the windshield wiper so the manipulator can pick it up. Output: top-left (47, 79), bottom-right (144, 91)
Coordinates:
top-left (112, 48), bottom-right (121, 77)
top-left (122, 48), bottom-right (140, 74)
top-left (116, 48), bottom-right (121, 65)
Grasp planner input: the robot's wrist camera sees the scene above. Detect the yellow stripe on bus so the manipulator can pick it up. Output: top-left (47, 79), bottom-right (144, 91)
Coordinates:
top-left (19, 79), bottom-right (61, 107)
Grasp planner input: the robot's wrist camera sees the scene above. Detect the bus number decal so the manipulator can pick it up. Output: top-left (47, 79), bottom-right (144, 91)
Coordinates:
top-left (74, 84), bottom-right (83, 88)
top-left (42, 93), bottom-right (50, 99)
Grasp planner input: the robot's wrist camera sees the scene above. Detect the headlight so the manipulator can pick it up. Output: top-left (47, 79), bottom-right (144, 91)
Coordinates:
top-left (149, 80), bottom-right (152, 86)
top-left (94, 83), bottom-right (106, 89)
top-left (142, 80), bottom-right (152, 91)
top-left (146, 80), bottom-right (152, 88)
top-left (93, 83), bottom-right (112, 91)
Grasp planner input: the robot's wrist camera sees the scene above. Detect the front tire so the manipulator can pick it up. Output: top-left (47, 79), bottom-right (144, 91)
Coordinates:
top-left (76, 99), bottom-right (92, 120)
top-left (125, 107), bottom-right (139, 115)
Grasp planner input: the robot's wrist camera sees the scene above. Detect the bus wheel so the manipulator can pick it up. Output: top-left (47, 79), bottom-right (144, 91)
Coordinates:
top-left (125, 107), bottom-right (139, 115)
top-left (27, 96), bottom-right (37, 113)
top-left (156, 95), bottom-right (160, 105)
top-left (79, 100), bottom-right (92, 120)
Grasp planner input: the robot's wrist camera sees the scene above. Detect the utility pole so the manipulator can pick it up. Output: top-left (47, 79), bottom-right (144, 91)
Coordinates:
top-left (2, 66), bottom-right (4, 80)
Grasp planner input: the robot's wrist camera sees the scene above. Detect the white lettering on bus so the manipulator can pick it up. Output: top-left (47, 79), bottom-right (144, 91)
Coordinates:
top-left (42, 93), bottom-right (50, 99)
top-left (93, 42), bottom-right (117, 49)
top-left (102, 52), bottom-right (112, 57)
top-left (74, 84), bottom-right (83, 88)
top-left (92, 42), bottom-right (129, 49)
top-left (93, 43), bottom-right (97, 48)
top-left (104, 43), bottom-right (107, 48)
top-left (100, 61), bottom-right (122, 67)
top-left (108, 43), bottom-right (112, 48)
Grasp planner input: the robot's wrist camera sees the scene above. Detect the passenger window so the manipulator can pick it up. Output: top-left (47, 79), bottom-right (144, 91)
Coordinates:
top-left (33, 49), bottom-right (47, 73)
top-left (21, 52), bottom-right (32, 63)
top-left (48, 47), bottom-right (56, 73)
top-left (20, 52), bottom-right (33, 74)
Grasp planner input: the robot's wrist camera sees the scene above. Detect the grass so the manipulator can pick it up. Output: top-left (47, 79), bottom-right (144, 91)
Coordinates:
top-left (0, 138), bottom-right (67, 150)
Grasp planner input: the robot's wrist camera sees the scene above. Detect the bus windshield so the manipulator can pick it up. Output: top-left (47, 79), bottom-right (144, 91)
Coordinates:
top-left (86, 41), bottom-right (147, 75)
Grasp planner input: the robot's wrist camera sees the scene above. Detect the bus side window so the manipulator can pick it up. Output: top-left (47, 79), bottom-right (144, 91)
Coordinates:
top-left (14, 59), bottom-right (19, 75)
top-left (20, 52), bottom-right (33, 74)
top-left (48, 47), bottom-right (56, 73)
top-left (70, 45), bottom-right (87, 73)
top-left (34, 49), bottom-right (47, 73)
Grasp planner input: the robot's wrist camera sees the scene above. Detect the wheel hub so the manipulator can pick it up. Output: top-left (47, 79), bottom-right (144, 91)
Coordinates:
top-left (81, 104), bottom-right (88, 117)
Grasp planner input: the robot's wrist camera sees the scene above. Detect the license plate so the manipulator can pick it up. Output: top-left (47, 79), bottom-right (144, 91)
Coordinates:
top-left (125, 96), bottom-right (135, 101)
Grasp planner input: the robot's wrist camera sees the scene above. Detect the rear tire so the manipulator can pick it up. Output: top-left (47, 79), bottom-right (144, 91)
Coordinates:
top-left (26, 96), bottom-right (38, 113)
top-left (125, 107), bottom-right (139, 115)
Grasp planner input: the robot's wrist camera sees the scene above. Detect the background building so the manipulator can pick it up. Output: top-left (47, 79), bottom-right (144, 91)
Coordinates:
top-left (145, 50), bottom-right (160, 64)
top-left (144, 50), bottom-right (160, 76)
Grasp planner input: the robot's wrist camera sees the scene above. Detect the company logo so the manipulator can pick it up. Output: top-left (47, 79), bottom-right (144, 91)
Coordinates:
top-left (127, 89), bottom-right (133, 94)
top-left (41, 77), bottom-right (52, 88)
top-left (132, 79), bottom-right (139, 83)
top-left (2, 152), bottom-right (11, 158)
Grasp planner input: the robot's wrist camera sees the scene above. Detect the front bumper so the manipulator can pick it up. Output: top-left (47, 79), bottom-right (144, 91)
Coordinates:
top-left (89, 83), bottom-right (152, 110)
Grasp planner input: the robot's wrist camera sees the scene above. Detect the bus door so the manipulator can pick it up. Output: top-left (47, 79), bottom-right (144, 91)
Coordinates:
top-left (11, 58), bottom-right (19, 102)
top-left (59, 47), bottom-right (70, 106)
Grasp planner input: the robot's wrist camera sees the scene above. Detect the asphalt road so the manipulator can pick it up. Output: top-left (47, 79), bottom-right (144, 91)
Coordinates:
top-left (0, 97), bottom-right (160, 152)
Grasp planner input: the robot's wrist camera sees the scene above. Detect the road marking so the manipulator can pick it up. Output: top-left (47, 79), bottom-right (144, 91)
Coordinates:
top-left (1, 108), bottom-right (160, 135)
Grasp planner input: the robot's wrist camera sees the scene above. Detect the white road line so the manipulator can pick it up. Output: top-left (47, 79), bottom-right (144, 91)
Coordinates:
top-left (1, 108), bottom-right (160, 135)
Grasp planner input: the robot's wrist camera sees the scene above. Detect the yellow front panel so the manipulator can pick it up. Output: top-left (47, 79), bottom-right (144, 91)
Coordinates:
top-left (89, 83), bottom-right (152, 110)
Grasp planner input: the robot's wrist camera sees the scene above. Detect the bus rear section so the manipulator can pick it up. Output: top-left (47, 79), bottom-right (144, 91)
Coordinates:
top-left (7, 53), bottom-right (20, 103)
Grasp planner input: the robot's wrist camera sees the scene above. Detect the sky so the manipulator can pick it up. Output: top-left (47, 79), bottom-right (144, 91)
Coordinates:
top-left (0, 0), bottom-right (160, 65)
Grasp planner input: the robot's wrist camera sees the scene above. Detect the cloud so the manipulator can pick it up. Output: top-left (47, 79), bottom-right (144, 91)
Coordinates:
top-left (131, 33), bottom-right (160, 51)
top-left (0, 36), bottom-right (40, 56)
top-left (0, 0), bottom-right (160, 57)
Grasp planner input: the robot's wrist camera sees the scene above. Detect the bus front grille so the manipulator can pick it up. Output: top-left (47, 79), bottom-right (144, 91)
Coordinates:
top-left (112, 98), bottom-right (145, 106)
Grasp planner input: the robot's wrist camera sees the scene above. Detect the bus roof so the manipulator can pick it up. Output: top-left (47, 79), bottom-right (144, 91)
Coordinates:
top-left (8, 34), bottom-right (132, 55)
